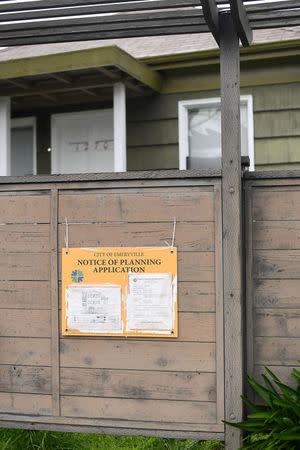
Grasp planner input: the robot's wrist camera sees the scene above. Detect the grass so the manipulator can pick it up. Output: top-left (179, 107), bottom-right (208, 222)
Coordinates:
top-left (0, 429), bottom-right (224, 450)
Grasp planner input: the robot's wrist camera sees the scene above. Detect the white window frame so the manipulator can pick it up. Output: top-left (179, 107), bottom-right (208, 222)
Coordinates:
top-left (178, 95), bottom-right (254, 171)
top-left (11, 116), bottom-right (37, 175)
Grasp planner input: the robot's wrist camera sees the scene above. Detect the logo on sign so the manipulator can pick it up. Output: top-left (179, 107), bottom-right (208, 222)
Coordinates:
top-left (71, 270), bottom-right (84, 283)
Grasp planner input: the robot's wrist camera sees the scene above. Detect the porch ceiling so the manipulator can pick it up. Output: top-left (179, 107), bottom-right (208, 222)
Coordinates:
top-left (0, 46), bottom-right (162, 111)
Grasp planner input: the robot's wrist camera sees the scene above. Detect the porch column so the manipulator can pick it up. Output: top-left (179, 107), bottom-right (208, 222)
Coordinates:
top-left (0, 97), bottom-right (10, 176)
top-left (220, 11), bottom-right (243, 450)
top-left (113, 82), bottom-right (126, 172)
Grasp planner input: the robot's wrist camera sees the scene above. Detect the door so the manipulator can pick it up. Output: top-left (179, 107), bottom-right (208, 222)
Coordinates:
top-left (51, 109), bottom-right (114, 174)
top-left (11, 117), bottom-right (36, 176)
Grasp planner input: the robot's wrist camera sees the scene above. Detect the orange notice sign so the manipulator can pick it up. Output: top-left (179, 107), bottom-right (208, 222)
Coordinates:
top-left (62, 247), bottom-right (177, 337)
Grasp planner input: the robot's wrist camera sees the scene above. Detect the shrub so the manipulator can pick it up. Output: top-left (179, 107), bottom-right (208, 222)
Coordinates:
top-left (224, 364), bottom-right (300, 449)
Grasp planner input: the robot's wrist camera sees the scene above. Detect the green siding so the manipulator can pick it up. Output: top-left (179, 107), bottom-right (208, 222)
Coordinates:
top-left (127, 83), bottom-right (300, 171)
top-left (127, 119), bottom-right (178, 147)
top-left (16, 82), bottom-right (300, 174)
top-left (127, 145), bottom-right (178, 171)
top-left (254, 110), bottom-right (300, 138)
top-left (255, 137), bottom-right (300, 165)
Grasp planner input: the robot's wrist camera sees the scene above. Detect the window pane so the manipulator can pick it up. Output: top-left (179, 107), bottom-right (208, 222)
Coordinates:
top-left (188, 103), bottom-right (248, 168)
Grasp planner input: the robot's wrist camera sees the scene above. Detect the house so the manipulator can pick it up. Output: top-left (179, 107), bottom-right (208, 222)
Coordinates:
top-left (0, 27), bottom-right (299, 176)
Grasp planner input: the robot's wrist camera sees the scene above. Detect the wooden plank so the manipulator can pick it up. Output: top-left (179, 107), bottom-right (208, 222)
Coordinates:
top-left (58, 251), bottom-right (215, 282)
top-left (253, 221), bottom-right (300, 250)
top-left (0, 224), bottom-right (50, 252)
top-left (0, 171), bottom-right (220, 188)
top-left (0, 0), bottom-right (200, 21)
top-left (229, 0), bottom-right (252, 47)
top-left (248, 174), bottom-right (300, 183)
top-left (254, 308), bottom-right (300, 338)
top-left (214, 184), bottom-right (224, 424)
top-left (61, 368), bottom-right (216, 401)
top-left (0, 413), bottom-right (224, 439)
top-left (0, 281), bottom-right (50, 309)
top-left (0, 338), bottom-right (51, 366)
top-left (0, 253), bottom-right (50, 280)
top-left (179, 312), bottom-right (216, 342)
top-left (245, 184), bottom-right (255, 392)
top-left (61, 396), bottom-right (216, 424)
top-left (254, 336), bottom-right (300, 366)
top-left (58, 188), bottom-right (214, 223)
top-left (0, 366), bottom-right (51, 394)
top-left (254, 110), bottom-right (300, 138)
top-left (253, 189), bottom-right (300, 220)
top-left (0, 194), bottom-right (50, 223)
top-left (256, 162), bottom-right (300, 171)
top-left (201, 0), bottom-right (220, 45)
top-left (0, 10), bottom-right (205, 35)
top-left (254, 279), bottom-right (300, 309)
top-left (0, 25), bottom-right (208, 47)
top-left (0, 422), bottom-right (223, 441)
top-left (58, 222), bottom-right (215, 252)
top-left (50, 189), bottom-right (60, 416)
top-left (179, 282), bottom-right (215, 312)
top-left (0, 0), bottom-right (198, 12)
top-left (253, 249), bottom-right (300, 279)
top-left (0, 393), bottom-right (51, 416)
top-left (60, 340), bottom-right (216, 372)
top-left (0, 309), bottom-right (51, 337)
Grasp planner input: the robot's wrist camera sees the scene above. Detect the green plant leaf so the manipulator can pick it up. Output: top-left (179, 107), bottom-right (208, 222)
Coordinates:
top-left (225, 363), bottom-right (300, 449)
top-left (273, 380), bottom-right (300, 402)
top-left (248, 377), bottom-right (277, 407)
top-left (274, 432), bottom-right (300, 440)
top-left (261, 374), bottom-right (278, 395)
top-left (223, 420), bottom-right (265, 431)
top-left (247, 412), bottom-right (273, 420)
top-left (291, 368), bottom-right (300, 382)
top-left (264, 367), bottom-right (280, 383)
top-left (241, 395), bottom-right (267, 413)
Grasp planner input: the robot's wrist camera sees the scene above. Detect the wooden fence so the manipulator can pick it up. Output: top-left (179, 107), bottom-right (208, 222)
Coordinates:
top-left (0, 171), bottom-right (224, 441)
top-left (245, 173), bottom-right (300, 396)
top-left (0, 170), bottom-right (299, 442)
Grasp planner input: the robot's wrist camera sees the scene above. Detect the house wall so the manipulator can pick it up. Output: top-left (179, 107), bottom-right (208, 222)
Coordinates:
top-left (12, 79), bottom-right (300, 173)
top-left (126, 82), bottom-right (300, 171)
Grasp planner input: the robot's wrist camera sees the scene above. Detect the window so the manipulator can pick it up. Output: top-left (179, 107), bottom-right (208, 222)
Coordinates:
top-left (178, 95), bottom-right (254, 171)
top-left (11, 117), bottom-right (37, 176)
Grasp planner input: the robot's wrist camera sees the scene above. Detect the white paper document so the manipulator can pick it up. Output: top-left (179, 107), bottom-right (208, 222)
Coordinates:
top-left (126, 273), bottom-right (174, 332)
top-left (66, 284), bottom-right (122, 333)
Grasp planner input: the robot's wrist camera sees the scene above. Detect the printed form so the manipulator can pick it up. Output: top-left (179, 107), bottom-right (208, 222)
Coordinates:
top-left (126, 272), bottom-right (174, 332)
top-left (66, 285), bottom-right (122, 333)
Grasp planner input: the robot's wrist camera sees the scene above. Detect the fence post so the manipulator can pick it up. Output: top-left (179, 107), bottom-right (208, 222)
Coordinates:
top-left (220, 11), bottom-right (244, 450)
